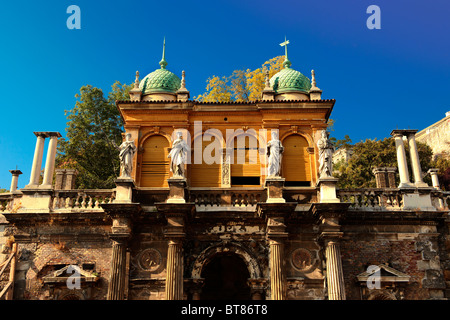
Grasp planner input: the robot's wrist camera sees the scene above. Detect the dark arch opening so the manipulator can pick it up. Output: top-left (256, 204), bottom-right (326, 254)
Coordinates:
top-left (200, 253), bottom-right (251, 300)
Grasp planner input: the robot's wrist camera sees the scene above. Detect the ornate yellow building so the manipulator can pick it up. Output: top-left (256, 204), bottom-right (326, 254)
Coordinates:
top-left (0, 43), bottom-right (449, 301)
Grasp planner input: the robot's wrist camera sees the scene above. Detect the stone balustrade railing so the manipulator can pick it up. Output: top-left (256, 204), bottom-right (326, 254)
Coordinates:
top-left (337, 188), bottom-right (406, 210)
top-left (337, 188), bottom-right (450, 211)
top-left (189, 188), bottom-right (265, 208)
top-left (51, 189), bottom-right (115, 211)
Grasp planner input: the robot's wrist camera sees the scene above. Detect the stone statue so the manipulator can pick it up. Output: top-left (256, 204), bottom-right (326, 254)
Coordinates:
top-left (317, 130), bottom-right (334, 178)
top-left (168, 132), bottom-right (190, 178)
top-left (267, 131), bottom-right (284, 177)
top-left (118, 133), bottom-right (137, 178)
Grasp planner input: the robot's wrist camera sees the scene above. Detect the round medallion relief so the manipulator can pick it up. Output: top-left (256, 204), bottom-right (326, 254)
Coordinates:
top-left (138, 248), bottom-right (162, 272)
top-left (291, 248), bottom-right (313, 272)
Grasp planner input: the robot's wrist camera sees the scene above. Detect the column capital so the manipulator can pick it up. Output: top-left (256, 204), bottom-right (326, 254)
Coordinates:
top-left (390, 129), bottom-right (417, 137)
top-left (9, 170), bottom-right (22, 176)
top-left (33, 131), bottom-right (62, 138)
top-left (318, 232), bottom-right (344, 244)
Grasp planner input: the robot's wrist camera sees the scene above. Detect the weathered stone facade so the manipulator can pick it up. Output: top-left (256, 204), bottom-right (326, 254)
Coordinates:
top-left (416, 111), bottom-right (450, 159)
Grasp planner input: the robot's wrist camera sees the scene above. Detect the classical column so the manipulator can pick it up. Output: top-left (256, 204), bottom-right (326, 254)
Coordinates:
top-left (407, 132), bottom-right (427, 187)
top-left (9, 170), bottom-right (22, 192)
top-left (428, 169), bottom-right (444, 209)
top-left (107, 237), bottom-right (128, 300)
top-left (165, 239), bottom-right (184, 300)
top-left (41, 133), bottom-right (61, 188)
top-left (27, 133), bottom-right (46, 187)
top-left (391, 132), bottom-right (412, 188)
top-left (428, 169), bottom-right (440, 189)
top-left (324, 238), bottom-right (346, 300)
top-left (269, 238), bottom-right (286, 300)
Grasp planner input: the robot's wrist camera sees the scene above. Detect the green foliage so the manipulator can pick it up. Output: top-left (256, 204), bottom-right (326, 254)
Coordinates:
top-left (335, 137), bottom-right (434, 189)
top-left (330, 134), bottom-right (352, 150)
top-left (56, 81), bottom-right (132, 189)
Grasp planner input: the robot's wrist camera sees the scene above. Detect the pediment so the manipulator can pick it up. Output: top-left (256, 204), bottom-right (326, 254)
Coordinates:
top-left (42, 265), bottom-right (99, 283)
top-left (356, 264), bottom-right (410, 283)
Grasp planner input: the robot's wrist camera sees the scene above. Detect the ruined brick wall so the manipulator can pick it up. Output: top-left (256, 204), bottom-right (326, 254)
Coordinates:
top-left (19, 241), bottom-right (112, 300)
top-left (340, 223), bottom-right (446, 300)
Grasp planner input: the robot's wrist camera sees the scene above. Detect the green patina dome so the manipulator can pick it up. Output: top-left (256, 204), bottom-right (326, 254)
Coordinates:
top-left (139, 38), bottom-right (181, 95)
top-left (269, 63), bottom-right (311, 94)
top-left (139, 67), bottom-right (181, 94)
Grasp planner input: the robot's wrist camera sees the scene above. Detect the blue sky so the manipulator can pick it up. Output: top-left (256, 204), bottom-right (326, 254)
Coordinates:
top-left (0, 0), bottom-right (449, 189)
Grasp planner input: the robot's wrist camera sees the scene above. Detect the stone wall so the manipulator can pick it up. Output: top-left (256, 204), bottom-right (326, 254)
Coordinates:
top-left (340, 223), bottom-right (447, 300)
top-left (416, 113), bottom-right (450, 158)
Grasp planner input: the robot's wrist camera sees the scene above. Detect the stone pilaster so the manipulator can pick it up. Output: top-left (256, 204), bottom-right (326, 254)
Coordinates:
top-left (107, 235), bottom-right (129, 300)
top-left (156, 202), bottom-right (194, 300)
top-left (323, 236), bottom-right (346, 300)
top-left (269, 237), bottom-right (286, 300)
top-left (101, 203), bottom-right (141, 300)
top-left (313, 202), bottom-right (349, 300)
top-left (259, 202), bottom-right (296, 300)
top-left (165, 239), bottom-right (184, 300)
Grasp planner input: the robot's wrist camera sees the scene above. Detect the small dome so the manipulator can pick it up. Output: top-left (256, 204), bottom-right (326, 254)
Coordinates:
top-left (139, 68), bottom-right (181, 95)
top-left (270, 66), bottom-right (311, 94)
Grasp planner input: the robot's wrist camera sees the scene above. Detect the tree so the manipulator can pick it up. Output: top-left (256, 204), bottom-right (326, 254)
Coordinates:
top-left (334, 137), bottom-right (434, 189)
top-left (330, 134), bottom-right (352, 150)
top-left (195, 56), bottom-right (285, 102)
top-left (56, 81), bottom-right (132, 189)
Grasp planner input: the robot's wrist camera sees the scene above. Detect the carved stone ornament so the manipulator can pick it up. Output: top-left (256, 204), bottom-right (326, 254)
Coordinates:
top-left (291, 248), bottom-right (313, 272)
top-left (138, 248), bottom-right (162, 272)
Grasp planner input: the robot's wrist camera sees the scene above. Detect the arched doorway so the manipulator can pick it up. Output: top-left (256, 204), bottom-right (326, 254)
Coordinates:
top-left (200, 253), bottom-right (251, 300)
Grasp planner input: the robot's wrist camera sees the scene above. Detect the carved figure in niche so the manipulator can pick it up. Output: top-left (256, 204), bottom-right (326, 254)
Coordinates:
top-left (317, 130), bottom-right (334, 178)
top-left (168, 131), bottom-right (190, 178)
top-left (118, 133), bottom-right (137, 178)
top-left (267, 130), bottom-right (284, 177)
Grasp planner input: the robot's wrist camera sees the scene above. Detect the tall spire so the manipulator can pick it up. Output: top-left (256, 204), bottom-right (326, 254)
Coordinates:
top-left (279, 36), bottom-right (291, 68)
top-left (159, 37), bottom-right (168, 69)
